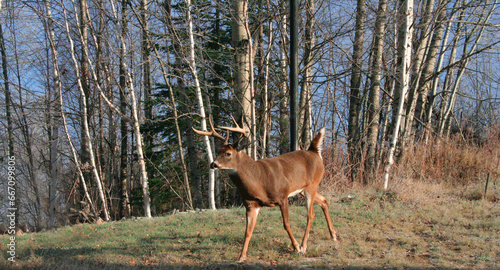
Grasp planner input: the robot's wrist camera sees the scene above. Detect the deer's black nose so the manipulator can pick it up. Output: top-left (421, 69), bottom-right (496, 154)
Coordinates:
top-left (210, 162), bottom-right (218, 169)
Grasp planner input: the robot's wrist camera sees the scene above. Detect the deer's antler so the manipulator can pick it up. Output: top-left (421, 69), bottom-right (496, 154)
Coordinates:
top-left (218, 115), bottom-right (248, 138)
top-left (192, 117), bottom-right (227, 143)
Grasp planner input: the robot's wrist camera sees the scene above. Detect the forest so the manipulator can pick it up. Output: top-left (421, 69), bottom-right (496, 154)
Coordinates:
top-left (0, 0), bottom-right (499, 232)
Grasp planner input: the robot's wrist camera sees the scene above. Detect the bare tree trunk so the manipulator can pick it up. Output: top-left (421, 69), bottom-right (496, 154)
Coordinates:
top-left (160, 0), bottom-right (201, 209)
top-left (140, 0), bottom-right (153, 171)
top-left (54, 40), bottom-right (97, 220)
top-left (437, 10), bottom-right (461, 136)
top-left (299, 0), bottom-right (315, 149)
top-left (401, 0), bottom-right (434, 145)
top-left (186, 0), bottom-right (216, 209)
top-left (278, 10), bottom-right (289, 155)
top-left (244, 0), bottom-right (257, 160)
top-left (408, 0), bottom-right (436, 131)
top-left (260, 5), bottom-right (273, 158)
top-left (427, 1), bottom-right (456, 141)
top-left (119, 0), bottom-right (131, 218)
top-left (384, 0), bottom-right (413, 190)
top-left (44, 0), bottom-right (61, 228)
top-left (365, 0), bottom-right (388, 182)
top-left (127, 75), bottom-right (152, 218)
top-left (232, 0), bottom-right (253, 154)
top-left (78, 0), bottom-right (93, 216)
top-left (422, 0), bottom-right (450, 142)
top-left (348, 0), bottom-right (366, 181)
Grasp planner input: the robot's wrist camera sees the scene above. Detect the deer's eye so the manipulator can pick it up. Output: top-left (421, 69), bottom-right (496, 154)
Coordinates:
top-left (225, 152), bottom-right (232, 157)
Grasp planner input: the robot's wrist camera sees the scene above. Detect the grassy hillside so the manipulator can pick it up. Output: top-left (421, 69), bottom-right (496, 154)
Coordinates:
top-left (1, 183), bottom-right (499, 269)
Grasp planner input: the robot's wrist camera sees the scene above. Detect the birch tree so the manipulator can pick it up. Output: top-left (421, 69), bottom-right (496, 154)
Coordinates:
top-left (383, 0), bottom-right (413, 190)
top-left (119, 0), bottom-right (131, 218)
top-left (43, 0), bottom-right (61, 228)
top-left (298, 0), bottom-right (315, 149)
top-left (186, 0), bottom-right (216, 210)
top-left (365, 0), bottom-right (388, 181)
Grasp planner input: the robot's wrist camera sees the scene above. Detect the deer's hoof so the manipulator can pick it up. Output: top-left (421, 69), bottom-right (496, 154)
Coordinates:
top-left (333, 233), bottom-right (340, 242)
top-left (298, 246), bottom-right (307, 255)
top-left (332, 240), bottom-right (340, 250)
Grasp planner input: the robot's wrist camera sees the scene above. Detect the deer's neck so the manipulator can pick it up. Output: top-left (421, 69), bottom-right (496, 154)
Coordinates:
top-left (228, 152), bottom-right (260, 185)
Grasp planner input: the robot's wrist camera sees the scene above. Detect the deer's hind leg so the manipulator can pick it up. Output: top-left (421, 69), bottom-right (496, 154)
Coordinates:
top-left (300, 189), bottom-right (317, 254)
top-left (314, 193), bottom-right (337, 241)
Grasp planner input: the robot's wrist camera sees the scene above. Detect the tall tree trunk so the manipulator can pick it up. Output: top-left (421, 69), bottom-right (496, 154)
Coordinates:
top-left (119, 0), bottom-right (131, 218)
top-left (278, 9), bottom-right (289, 155)
top-left (437, 18), bottom-right (461, 136)
top-left (383, 0), bottom-right (413, 190)
top-left (348, 0), bottom-right (366, 181)
top-left (260, 4), bottom-right (272, 158)
top-left (44, 0), bottom-right (61, 228)
top-left (232, 0), bottom-right (252, 153)
top-left (402, 0), bottom-right (434, 145)
top-left (427, 1), bottom-right (456, 141)
top-left (128, 76), bottom-right (152, 218)
top-left (365, 0), bottom-right (388, 182)
top-left (421, 0), bottom-right (450, 142)
top-left (299, 0), bottom-right (315, 149)
top-left (186, 0), bottom-right (216, 209)
top-left (100, 0), bottom-right (152, 218)
top-left (140, 0), bottom-right (153, 172)
top-left (79, 0), bottom-right (93, 215)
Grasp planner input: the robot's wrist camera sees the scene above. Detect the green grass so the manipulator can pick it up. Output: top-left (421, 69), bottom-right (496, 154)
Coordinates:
top-left (1, 186), bottom-right (499, 269)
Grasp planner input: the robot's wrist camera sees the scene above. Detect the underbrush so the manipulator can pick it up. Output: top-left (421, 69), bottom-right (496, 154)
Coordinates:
top-left (396, 130), bottom-right (500, 186)
top-left (322, 126), bottom-right (500, 197)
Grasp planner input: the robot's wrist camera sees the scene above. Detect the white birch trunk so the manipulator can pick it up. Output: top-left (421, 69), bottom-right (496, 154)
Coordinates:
top-left (45, 0), bottom-right (61, 228)
top-left (185, 0), bottom-right (216, 210)
top-left (127, 78), bottom-right (152, 218)
top-left (383, 0), bottom-right (413, 190)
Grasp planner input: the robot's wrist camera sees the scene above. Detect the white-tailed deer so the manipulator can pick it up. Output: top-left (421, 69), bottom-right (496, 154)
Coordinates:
top-left (193, 117), bottom-right (338, 262)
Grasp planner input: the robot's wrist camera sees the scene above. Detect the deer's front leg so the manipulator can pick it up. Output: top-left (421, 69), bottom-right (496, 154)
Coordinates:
top-left (238, 205), bottom-right (260, 263)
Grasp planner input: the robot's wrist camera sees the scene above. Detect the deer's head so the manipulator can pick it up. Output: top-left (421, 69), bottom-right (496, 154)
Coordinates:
top-left (193, 116), bottom-right (248, 171)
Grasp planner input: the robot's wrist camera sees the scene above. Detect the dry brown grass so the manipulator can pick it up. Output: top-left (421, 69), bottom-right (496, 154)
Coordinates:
top-left (321, 126), bottom-right (500, 196)
top-left (395, 127), bottom-right (500, 186)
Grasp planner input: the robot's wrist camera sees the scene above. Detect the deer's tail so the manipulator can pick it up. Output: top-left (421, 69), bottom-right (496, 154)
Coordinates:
top-left (308, 128), bottom-right (325, 159)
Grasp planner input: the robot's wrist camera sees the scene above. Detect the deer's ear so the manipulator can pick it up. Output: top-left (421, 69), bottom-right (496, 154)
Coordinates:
top-left (233, 136), bottom-right (249, 152)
